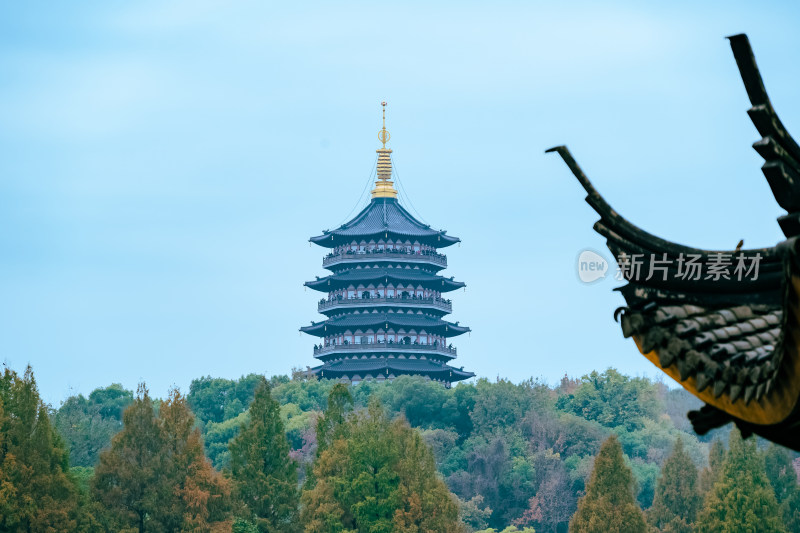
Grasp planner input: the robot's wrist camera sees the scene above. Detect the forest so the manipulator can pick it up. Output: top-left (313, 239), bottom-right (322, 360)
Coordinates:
top-left (2, 365), bottom-right (799, 532)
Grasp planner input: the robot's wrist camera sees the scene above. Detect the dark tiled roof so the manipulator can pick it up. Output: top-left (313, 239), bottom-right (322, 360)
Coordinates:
top-left (549, 34), bottom-right (800, 452)
top-left (304, 267), bottom-right (466, 293)
top-left (300, 312), bottom-right (470, 337)
top-left (310, 198), bottom-right (460, 248)
top-left (310, 357), bottom-right (475, 382)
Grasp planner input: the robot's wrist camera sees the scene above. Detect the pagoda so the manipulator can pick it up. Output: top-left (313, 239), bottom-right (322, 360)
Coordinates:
top-left (300, 103), bottom-right (474, 387)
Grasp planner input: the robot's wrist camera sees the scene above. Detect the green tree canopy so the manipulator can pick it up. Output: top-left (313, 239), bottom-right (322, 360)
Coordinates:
top-left (647, 437), bottom-right (700, 533)
top-left (0, 366), bottom-right (84, 532)
top-left (695, 429), bottom-right (786, 533)
top-left (301, 398), bottom-right (464, 533)
top-left (568, 435), bottom-right (647, 533)
top-left (229, 376), bottom-right (299, 532)
top-left (54, 383), bottom-right (133, 468)
top-left (93, 385), bottom-right (231, 532)
top-left (698, 438), bottom-right (725, 495)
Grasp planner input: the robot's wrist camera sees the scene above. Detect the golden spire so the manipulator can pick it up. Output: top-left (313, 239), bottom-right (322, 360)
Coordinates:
top-left (371, 101), bottom-right (398, 199)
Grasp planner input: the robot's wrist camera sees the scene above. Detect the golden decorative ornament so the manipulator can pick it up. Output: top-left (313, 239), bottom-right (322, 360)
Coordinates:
top-left (371, 101), bottom-right (398, 199)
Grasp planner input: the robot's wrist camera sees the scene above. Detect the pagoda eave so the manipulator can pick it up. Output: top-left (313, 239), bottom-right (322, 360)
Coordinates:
top-left (310, 232), bottom-right (460, 249)
top-left (309, 359), bottom-right (475, 383)
top-left (299, 318), bottom-right (470, 338)
top-left (304, 273), bottom-right (466, 293)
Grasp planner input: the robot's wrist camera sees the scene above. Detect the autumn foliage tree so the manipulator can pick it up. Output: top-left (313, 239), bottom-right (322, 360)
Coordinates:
top-left (0, 366), bottom-right (83, 532)
top-left (568, 435), bottom-right (647, 533)
top-left (92, 385), bottom-right (231, 532)
top-left (647, 437), bottom-right (699, 533)
top-left (228, 376), bottom-right (300, 532)
top-left (695, 429), bottom-right (785, 533)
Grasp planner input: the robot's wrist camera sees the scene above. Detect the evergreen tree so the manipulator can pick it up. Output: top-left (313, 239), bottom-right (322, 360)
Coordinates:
top-left (695, 429), bottom-right (786, 533)
top-left (93, 384), bottom-right (168, 532)
top-left (764, 444), bottom-right (800, 533)
top-left (158, 389), bottom-right (232, 531)
top-left (314, 382), bottom-right (353, 455)
top-left (647, 437), bottom-right (699, 533)
top-left (301, 400), bottom-right (464, 533)
top-left (698, 439), bottom-right (724, 495)
top-left (764, 444), bottom-right (797, 504)
top-left (568, 435), bottom-right (647, 533)
top-left (784, 486), bottom-right (800, 533)
top-left (0, 366), bottom-right (83, 532)
top-left (229, 376), bottom-right (299, 532)
top-left (93, 384), bottom-right (231, 532)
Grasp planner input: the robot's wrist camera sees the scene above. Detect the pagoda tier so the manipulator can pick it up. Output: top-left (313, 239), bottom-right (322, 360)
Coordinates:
top-left (314, 358), bottom-right (474, 385)
top-left (300, 104), bottom-right (473, 387)
top-left (317, 294), bottom-right (453, 317)
top-left (304, 267), bottom-right (465, 293)
top-left (310, 197), bottom-right (460, 249)
top-left (300, 311), bottom-right (470, 338)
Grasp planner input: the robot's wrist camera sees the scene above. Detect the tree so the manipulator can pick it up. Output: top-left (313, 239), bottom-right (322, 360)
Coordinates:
top-left (54, 383), bottom-right (133, 468)
top-left (647, 437), bottom-right (699, 533)
top-left (301, 400), bottom-right (464, 532)
top-left (92, 384), bottom-right (167, 531)
top-left (784, 486), bottom-right (800, 533)
top-left (698, 439), bottom-right (724, 494)
top-left (313, 382), bottom-right (353, 455)
top-left (764, 444), bottom-right (797, 504)
top-left (695, 429), bottom-right (786, 533)
top-left (158, 389), bottom-right (232, 531)
top-left (558, 369), bottom-right (660, 432)
top-left (515, 455), bottom-right (574, 533)
top-left (457, 495), bottom-right (492, 531)
top-left (229, 376), bottom-right (299, 532)
top-left (764, 444), bottom-right (800, 533)
top-left (188, 374), bottom-right (263, 424)
top-left (568, 435), bottom-right (647, 533)
top-left (93, 385), bottom-right (231, 532)
top-left (0, 366), bottom-right (84, 532)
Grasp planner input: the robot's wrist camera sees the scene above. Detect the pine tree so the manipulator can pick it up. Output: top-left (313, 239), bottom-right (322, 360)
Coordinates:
top-left (784, 486), bottom-right (800, 533)
top-left (764, 444), bottom-right (797, 504)
top-left (314, 382), bottom-right (353, 455)
top-left (764, 444), bottom-right (800, 533)
top-left (93, 384), bottom-right (231, 532)
top-left (392, 414), bottom-right (464, 533)
top-left (158, 388), bottom-right (232, 531)
top-left (695, 429), bottom-right (786, 533)
top-left (0, 366), bottom-right (83, 532)
top-left (647, 437), bottom-right (699, 533)
top-left (568, 435), bottom-right (647, 533)
top-left (698, 439), bottom-right (724, 494)
top-left (229, 376), bottom-right (300, 532)
top-left (92, 384), bottom-right (168, 532)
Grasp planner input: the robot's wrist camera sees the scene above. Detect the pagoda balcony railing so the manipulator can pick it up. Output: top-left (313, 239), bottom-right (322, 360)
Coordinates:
top-left (318, 296), bottom-right (452, 313)
top-left (323, 249), bottom-right (447, 268)
top-left (313, 341), bottom-right (457, 357)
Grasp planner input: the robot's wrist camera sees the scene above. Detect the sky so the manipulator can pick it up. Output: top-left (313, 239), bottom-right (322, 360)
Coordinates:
top-left (1, 1), bottom-right (800, 405)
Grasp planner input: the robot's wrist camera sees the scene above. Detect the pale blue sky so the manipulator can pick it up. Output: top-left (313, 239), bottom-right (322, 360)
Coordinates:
top-left (2, 1), bottom-right (799, 404)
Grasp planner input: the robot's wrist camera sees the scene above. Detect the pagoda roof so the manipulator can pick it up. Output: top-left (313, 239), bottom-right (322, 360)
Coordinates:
top-left (310, 358), bottom-right (475, 382)
top-left (304, 267), bottom-right (466, 293)
top-left (300, 312), bottom-right (470, 337)
top-left (548, 34), bottom-right (800, 452)
top-left (310, 197), bottom-right (460, 249)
